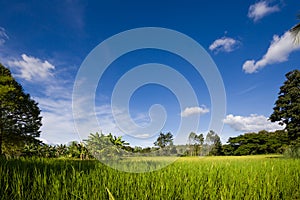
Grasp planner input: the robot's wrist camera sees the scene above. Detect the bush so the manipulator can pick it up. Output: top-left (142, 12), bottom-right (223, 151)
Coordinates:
top-left (284, 145), bottom-right (300, 159)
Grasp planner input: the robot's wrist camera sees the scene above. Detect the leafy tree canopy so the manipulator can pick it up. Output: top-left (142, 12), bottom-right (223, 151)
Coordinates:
top-left (225, 130), bottom-right (289, 156)
top-left (154, 132), bottom-right (173, 148)
top-left (0, 64), bottom-right (42, 156)
top-left (269, 69), bottom-right (300, 143)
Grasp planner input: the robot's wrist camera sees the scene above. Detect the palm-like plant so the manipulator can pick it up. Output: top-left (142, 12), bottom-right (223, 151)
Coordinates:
top-left (55, 144), bottom-right (67, 157)
top-left (84, 132), bottom-right (130, 160)
top-left (84, 132), bottom-right (114, 159)
top-left (108, 133), bottom-right (129, 148)
top-left (290, 13), bottom-right (300, 45)
top-left (67, 141), bottom-right (81, 158)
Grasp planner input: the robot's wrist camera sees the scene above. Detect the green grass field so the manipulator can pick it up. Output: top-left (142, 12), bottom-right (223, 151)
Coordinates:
top-left (1, 155), bottom-right (300, 199)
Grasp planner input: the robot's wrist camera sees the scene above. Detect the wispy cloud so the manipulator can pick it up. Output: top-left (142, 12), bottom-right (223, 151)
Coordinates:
top-left (223, 114), bottom-right (284, 132)
top-left (209, 37), bottom-right (241, 53)
top-left (72, 94), bottom-right (154, 141)
top-left (181, 106), bottom-right (209, 117)
top-left (237, 85), bottom-right (259, 95)
top-left (5, 53), bottom-right (78, 144)
top-left (96, 105), bottom-right (152, 138)
top-left (243, 31), bottom-right (300, 73)
top-left (248, 0), bottom-right (280, 22)
top-left (8, 54), bottom-right (55, 81)
top-left (0, 27), bottom-right (9, 46)
top-left (36, 97), bottom-right (79, 145)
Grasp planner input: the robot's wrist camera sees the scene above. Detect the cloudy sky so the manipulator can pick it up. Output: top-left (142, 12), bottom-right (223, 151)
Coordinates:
top-left (0, 0), bottom-right (299, 146)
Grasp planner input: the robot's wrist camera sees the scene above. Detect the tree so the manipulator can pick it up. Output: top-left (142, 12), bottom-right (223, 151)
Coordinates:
top-left (107, 133), bottom-right (129, 149)
top-left (226, 130), bottom-right (289, 156)
top-left (188, 132), bottom-right (204, 156)
top-left (210, 134), bottom-right (223, 156)
top-left (205, 130), bottom-right (216, 145)
top-left (55, 144), bottom-right (68, 157)
top-left (290, 13), bottom-right (300, 44)
top-left (0, 64), bottom-right (42, 155)
top-left (84, 132), bottom-right (130, 159)
top-left (269, 70), bottom-right (300, 143)
top-left (154, 132), bottom-right (173, 148)
top-left (84, 132), bottom-right (110, 158)
top-left (205, 130), bottom-right (222, 156)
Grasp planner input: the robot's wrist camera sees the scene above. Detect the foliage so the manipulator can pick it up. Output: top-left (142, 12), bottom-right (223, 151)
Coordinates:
top-left (20, 142), bottom-right (90, 159)
top-left (209, 134), bottom-right (222, 156)
top-left (1, 156), bottom-right (299, 199)
top-left (225, 130), bottom-right (289, 156)
top-left (283, 143), bottom-right (300, 159)
top-left (154, 132), bottom-right (173, 148)
top-left (107, 133), bottom-right (129, 148)
top-left (188, 132), bottom-right (204, 156)
top-left (0, 64), bottom-right (42, 156)
top-left (269, 69), bottom-right (300, 143)
top-left (205, 130), bottom-right (222, 156)
top-left (84, 132), bottom-right (130, 160)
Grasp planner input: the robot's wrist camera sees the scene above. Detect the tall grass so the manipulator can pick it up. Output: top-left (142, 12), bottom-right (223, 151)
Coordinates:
top-left (0, 156), bottom-right (299, 199)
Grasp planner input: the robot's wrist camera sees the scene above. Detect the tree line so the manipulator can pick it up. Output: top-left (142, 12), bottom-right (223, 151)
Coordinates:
top-left (15, 128), bottom-right (294, 159)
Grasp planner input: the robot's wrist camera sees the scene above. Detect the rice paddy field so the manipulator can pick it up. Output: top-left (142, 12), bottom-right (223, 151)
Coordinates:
top-left (1, 155), bottom-right (300, 199)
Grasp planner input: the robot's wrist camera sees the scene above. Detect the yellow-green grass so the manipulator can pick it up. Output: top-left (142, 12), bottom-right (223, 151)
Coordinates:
top-left (0, 155), bottom-right (299, 199)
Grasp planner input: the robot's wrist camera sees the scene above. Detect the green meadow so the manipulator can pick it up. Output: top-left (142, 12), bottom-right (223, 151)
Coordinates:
top-left (1, 155), bottom-right (299, 200)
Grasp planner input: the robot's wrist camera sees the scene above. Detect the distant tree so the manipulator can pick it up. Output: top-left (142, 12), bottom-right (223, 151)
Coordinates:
top-left (55, 144), bottom-right (68, 157)
top-left (133, 146), bottom-right (143, 153)
top-left (84, 132), bottom-right (130, 159)
top-left (22, 143), bottom-right (40, 157)
top-left (226, 130), bottom-right (289, 156)
top-left (0, 64), bottom-right (42, 156)
top-left (290, 13), bottom-right (300, 44)
top-left (188, 132), bottom-right (204, 156)
top-left (222, 144), bottom-right (235, 156)
top-left (204, 130), bottom-right (222, 156)
top-left (205, 130), bottom-right (217, 145)
top-left (188, 132), bottom-right (197, 156)
top-left (269, 70), bottom-right (300, 144)
top-left (84, 133), bottom-right (111, 158)
top-left (154, 132), bottom-right (173, 148)
top-left (210, 134), bottom-right (223, 156)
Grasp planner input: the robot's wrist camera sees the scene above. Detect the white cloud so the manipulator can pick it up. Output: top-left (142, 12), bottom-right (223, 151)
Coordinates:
top-left (181, 106), bottom-right (209, 117)
top-left (223, 114), bottom-right (284, 132)
top-left (209, 37), bottom-right (240, 53)
top-left (248, 1), bottom-right (280, 22)
top-left (243, 31), bottom-right (300, 73)
top-left (8, 54), bottom-right (55, 81)
top-left (35, 96), bottom-right (80, 144)
top-left (0, 27), bottom-right (9, 46)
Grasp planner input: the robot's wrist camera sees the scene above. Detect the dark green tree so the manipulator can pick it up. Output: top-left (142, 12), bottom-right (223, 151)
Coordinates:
top-left (210, 134), bottom-right (223, 156)
top-left (154, 132), bottom-right (173, 148)
top-left (0, 64), bottom-right (42, 156)
top-left (226, 130), bottom-right (289, 156)
top-left (269, 70), bottom-right (300, 144)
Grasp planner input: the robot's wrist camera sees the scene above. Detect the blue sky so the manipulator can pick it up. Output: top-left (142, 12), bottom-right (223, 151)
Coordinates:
top-left (0, 0), bottom-right (299, 146)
